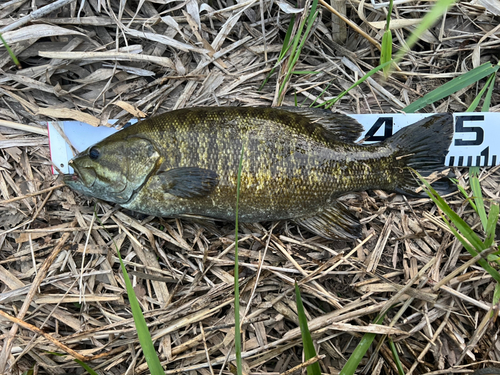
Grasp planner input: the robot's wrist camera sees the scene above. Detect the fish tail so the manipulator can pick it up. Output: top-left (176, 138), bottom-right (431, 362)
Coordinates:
top-left (384, 113), bottom-right (454, 195)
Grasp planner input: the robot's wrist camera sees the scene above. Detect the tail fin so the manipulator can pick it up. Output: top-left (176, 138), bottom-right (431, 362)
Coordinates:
top-left (384, 113), bottom-right (454, 195)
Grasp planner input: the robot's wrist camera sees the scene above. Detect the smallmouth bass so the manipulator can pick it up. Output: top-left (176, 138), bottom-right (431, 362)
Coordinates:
top-left (63, 107), bottom-right (453, 240)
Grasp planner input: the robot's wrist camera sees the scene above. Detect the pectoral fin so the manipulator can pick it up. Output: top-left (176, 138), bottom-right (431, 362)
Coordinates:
top-left (149, 167), bottom-right (219, 198)
top-left (294, 201), bottom-right (361, 240)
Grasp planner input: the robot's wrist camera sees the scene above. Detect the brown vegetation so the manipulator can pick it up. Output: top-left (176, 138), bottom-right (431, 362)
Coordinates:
top-left (0, 0), bottom-right (499, 374)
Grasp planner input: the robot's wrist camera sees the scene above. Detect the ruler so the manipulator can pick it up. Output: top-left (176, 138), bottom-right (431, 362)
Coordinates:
top-left (48, 112), bottom-right (496, 175)
top-left (351, 113), bottom-right (494, 167)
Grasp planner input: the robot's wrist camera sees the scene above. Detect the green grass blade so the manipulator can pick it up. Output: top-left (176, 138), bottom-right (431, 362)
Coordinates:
top-left (441, 216), bottom-right (500, 281)
top-left (453, 178), bottom-right (476, 207)
top-left (380, 0), bottom-right (393, 77)
top-left (299, 0), bottom-right (319, 58)
top-left (469, 167), bottom-right (487, 231)
top-left (381, 31), bottom-right (393, 78)
top-left (0, 33), bottom-right (20, 69)
top-left (403, 62), bottom-right (499, 113)
top-left (484, 203), bottom-right (499, 248)
top-left (278, 3), bottom-right (319, 99)
top-left (394, 0), bottom-right (456, 64)
top-left (494, 283), bottom-right (500, 305)
top-left (418, 176), bottom-right (483, 249)
top-left (277, 15), bottom-right (308, 96)
top-left (95, 212), bottom-right (165, 375)
top-left (293, 11), bottom-right (319, 67)
top-left (388, 337), bottom-right (405, 375)
top-left (310, 81), bottom-right (333, 107)
top-left (466, 74), bottom-right (494, 112)
top-left (418, 175), bottom-right (500, 283)
top-left (48, 352), bottom-right (99, 375)
top-left (339, 314), bottom-right (385, 375)
top-left (234, 145), bottom-right (245, 375)
top-left (440, 213), bottom-right (480, 256)
top-left (291, 70), bottom-right (320, 74)
top-left (115, 244), bottom-right (166, 374)
top-left (452, 178), bottom-right (482, 214)
top-left (294, 282), bottom-right (322, 375)
top-left (386, 0), bottom-right (394, 28)
top-left (488, 253), bottom-right (500, 262)
top-left (432, 210), bottom-right (500, 281)
top-left (259, 15), bottom-right (295, 90)
top-left (74, 359), bottom-right (100, 375)
top-left (482, 72), bottom-right (496, 111)
top-left (281, 15), bottom-right (295, 55)
top-left (320, 61), bottom-right (392, 109)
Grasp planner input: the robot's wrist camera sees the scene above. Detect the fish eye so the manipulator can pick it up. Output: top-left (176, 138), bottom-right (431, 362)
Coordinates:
top-left (89, 147), bottom-right (100, 160)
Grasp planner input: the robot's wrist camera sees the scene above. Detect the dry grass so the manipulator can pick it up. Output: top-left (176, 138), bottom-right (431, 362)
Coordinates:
top-left (0, 0), bottom-right (500, 374)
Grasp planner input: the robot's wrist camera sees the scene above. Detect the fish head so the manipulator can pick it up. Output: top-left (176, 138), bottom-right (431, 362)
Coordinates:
top-left (64, 136), bottom-right (160, 204)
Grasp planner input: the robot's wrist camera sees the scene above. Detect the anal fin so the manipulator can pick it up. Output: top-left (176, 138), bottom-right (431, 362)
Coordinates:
top-left (294, 201), bottom-right (361, 240)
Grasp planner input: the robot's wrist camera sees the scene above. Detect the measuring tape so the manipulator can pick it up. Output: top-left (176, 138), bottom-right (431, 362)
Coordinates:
top-left (48, 112), bottom-right (495, 174)
top-left (353, 112), bottom-right (494, 167)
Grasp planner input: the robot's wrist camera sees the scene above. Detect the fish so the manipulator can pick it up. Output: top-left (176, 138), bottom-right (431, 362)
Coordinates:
top-left (63, 107), bottom-right (453, 240)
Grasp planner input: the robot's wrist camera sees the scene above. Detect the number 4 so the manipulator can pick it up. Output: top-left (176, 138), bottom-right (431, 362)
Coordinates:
top-left (365, 117), bottom-right (393, 142)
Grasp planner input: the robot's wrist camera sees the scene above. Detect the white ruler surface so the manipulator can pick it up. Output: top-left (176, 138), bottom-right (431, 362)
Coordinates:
top-left (48, 112), bottom-right (496, 174)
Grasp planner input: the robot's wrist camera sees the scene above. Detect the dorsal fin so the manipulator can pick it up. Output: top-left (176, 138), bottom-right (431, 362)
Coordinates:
top-left (279, 106), bottom-right (363, 143)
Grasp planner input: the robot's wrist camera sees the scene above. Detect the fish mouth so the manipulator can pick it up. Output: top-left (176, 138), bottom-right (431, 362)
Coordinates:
top-left (62, 173), bottom-right (81, 184)
top-left (63, 161), bottom-right (96, 188)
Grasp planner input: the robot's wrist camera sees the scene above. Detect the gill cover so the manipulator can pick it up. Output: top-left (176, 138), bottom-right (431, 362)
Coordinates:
top-left (64, 136), bottom-right (160, 204)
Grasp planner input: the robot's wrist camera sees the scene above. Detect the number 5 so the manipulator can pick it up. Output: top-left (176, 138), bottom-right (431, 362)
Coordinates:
top-left (454, 115), bottom-right (484, 146)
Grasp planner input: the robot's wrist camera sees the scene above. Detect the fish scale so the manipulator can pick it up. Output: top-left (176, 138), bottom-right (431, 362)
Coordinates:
top-left (64, 107), bottom-right (453, 240)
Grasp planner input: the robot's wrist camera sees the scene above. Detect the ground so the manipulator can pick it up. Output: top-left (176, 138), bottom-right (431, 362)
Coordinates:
top-left (0, 0), bottom-right (499, 374)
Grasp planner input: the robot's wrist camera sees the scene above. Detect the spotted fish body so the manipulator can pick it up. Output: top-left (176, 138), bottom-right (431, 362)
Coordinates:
top-left (64, 107), bottom-right (453, 239)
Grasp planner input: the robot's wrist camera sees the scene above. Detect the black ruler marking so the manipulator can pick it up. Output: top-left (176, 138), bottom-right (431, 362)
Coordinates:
top-left (445, 154), bottom-right (498, 167)
top-left (480, 146), bottom-right (489, 166)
